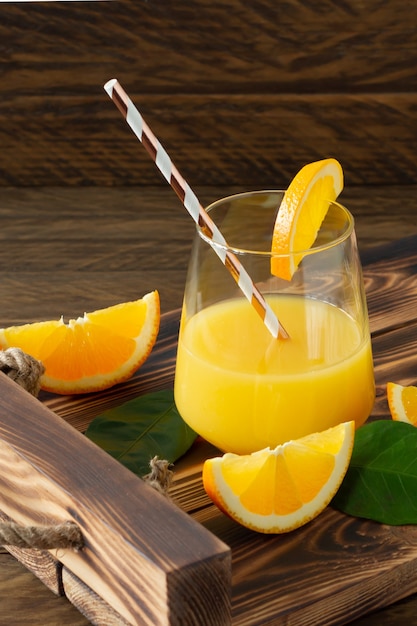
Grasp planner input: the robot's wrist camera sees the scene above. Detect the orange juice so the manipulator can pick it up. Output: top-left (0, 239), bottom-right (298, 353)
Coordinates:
top-left (174, 294), bottom-right (375, 454)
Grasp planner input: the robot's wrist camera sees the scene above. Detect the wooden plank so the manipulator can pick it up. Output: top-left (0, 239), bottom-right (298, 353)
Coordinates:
top-left (0, 185), bottom-right (416, 328)
top-left (0, 186), bottom-right (196, 325)
top-left (0, 374), bottom-right (231, 626)
top-left (1, 0), bottom-right (415, 94)
top-left (0, 94), bottom-right (416, 187)
top-left (0, 1), bottom-right (416, 186)
top-left (194, 506), bottom-right (417, 625)
top-left (362, 236), bottom-right (417, 334)
top-left (62, 568), bottom-right (131, 626)
top-left (1, 184), bottom-right (413, 254)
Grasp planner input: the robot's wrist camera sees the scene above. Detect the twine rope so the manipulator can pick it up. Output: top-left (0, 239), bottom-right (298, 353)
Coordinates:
top-left (0, 349), bottom-right (174, 550)
top-left (143, 455), bottom-right (174, 494)
top-left (0, 520), bottom-right (84, 551)
top-left (0, 347), bottom-right (45, 397)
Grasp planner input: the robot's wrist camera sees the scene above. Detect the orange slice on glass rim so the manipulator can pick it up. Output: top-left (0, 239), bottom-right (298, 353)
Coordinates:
top-left (0, 291), bottom-right (160, 395)
top-left (203, 421), bottom-right (355, 534)
top-left (271, 158), bottom-right (344, 280)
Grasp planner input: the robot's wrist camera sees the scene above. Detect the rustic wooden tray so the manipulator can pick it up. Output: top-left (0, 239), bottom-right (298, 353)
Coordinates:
top-left (1, 235), bottom-right (417, 625)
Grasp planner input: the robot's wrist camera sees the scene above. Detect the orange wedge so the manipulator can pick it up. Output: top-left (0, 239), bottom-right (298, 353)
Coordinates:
top-left (271, 158), bottom-right (344, 280)
top-left (0, 291), bottom-right (160, 395)
top-left (203, 421), bottom-right (355, 534)
top-left (387, 382), bottom-right (417, 426)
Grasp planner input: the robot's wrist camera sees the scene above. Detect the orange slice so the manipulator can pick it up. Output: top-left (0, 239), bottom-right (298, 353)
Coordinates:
top-left (387, 382), bottom-right (417, 426)
top-left (203, 421), bottom-right (354, 534)
top-left (271, 158), bottom-right (344, 280)
top-left (0, 291), bottom-right (160, 395)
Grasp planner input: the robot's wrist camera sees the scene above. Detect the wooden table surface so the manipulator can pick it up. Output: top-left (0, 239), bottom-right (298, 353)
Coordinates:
top-left (1, 184), bottom-right (417, 625)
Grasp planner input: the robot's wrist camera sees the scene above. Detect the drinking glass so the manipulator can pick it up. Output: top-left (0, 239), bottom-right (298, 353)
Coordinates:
top-left (174, 191), bottom-right (375, 454)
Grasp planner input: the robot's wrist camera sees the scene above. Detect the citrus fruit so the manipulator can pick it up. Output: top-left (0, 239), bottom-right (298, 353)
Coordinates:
top-left (202, 421), bottom-right (355, 533)
top-left (0, 291), bottom-right (160, 395)
top-left (387, 382), bottom-right (417, 426)
top-left (271, 158), bottom-right (344, 280)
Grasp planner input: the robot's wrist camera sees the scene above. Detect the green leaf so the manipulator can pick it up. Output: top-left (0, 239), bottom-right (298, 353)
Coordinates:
top-left (85, 389), bottom-right (197, 477)
top-left (332, 420), bottom-right (417, 525)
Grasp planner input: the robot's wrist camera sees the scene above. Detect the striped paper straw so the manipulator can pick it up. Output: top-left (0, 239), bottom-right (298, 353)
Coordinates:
top-left (104, 78), bottom-right (288, 340)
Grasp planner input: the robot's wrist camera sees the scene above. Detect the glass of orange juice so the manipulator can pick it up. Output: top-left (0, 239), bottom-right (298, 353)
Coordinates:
top-left (174, 191), bottom-right (375, 454)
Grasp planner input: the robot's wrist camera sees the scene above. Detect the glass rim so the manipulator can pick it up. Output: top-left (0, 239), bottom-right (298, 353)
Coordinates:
top-left (198, 189), bottom-right (355, 257)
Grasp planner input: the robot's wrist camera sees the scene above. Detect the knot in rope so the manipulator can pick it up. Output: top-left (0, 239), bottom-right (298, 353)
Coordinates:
top-left (143, 456), bottom-right (173, 495)
top-left (0, 347), bottom-right (44, 397)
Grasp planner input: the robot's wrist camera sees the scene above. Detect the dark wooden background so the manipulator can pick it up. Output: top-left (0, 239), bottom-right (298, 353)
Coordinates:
top-left (0, 0), bottom-right (416, 189)
top-left (1, 2), bottom-right (417, 625)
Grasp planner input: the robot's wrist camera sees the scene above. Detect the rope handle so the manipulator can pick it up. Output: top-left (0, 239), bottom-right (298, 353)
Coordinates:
top-left (0, 347), bottom-right (45, 397)
top-left (0, 348), bottom-right (174, 550)
top-left (0, 520), bottom-right (83, 551)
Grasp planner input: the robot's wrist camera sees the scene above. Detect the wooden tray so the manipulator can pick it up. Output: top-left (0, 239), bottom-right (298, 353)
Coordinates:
top-left (1, 235), bottom-right (417, 625)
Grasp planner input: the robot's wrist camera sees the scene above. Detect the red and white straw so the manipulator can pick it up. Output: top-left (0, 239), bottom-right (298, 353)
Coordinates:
top-left (104, 78), bottom-right (288, 340)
